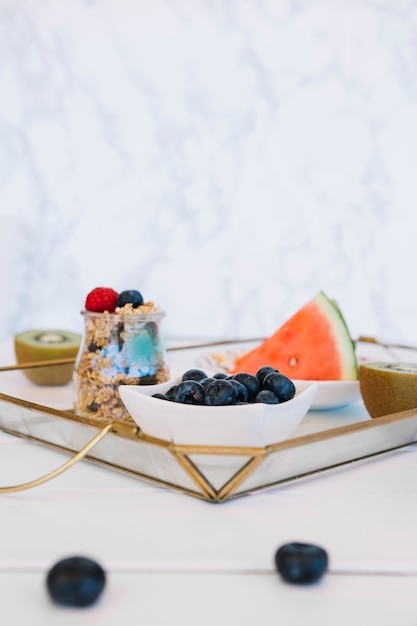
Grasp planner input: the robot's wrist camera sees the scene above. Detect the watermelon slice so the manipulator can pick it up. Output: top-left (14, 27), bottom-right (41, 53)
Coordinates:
top-left (230, 291), bottom-right (358, 381)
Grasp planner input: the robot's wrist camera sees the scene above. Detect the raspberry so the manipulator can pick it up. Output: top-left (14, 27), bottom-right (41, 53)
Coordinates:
top-left (85, 287), bottom-right (118, 313)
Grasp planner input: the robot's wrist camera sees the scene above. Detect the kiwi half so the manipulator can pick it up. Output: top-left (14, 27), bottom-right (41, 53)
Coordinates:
top-left (14, 330), bottom-right (81, 386)
top-left (359, 362), bottom-right (417, 418)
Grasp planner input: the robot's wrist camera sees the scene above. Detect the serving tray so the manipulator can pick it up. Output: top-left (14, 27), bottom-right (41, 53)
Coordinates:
top-left (1, 338), bottom-right (417, 502)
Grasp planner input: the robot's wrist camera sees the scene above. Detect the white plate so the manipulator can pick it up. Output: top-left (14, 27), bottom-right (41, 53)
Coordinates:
top-left (119, 378), bottom-right (318, 447)
top-left (185, 343), bottom-right (361, 410)
top-left (295, 379), bottom-right (361, 410)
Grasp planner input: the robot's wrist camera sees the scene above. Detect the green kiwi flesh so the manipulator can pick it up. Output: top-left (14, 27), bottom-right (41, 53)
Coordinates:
top-left (359, 362), bottom-right (417, 418)
top-left (14, 330), bottom-right (81, 386)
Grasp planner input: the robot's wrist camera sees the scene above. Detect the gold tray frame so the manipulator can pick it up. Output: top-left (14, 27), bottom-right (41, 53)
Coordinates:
top-left (1, 339), bottom-right (417, 503)
top-left (1, 385), bottom-right (417, 502)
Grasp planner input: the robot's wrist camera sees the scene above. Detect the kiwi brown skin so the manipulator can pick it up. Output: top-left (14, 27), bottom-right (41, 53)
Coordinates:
top-left (14, 330), bottom-right (81, 386)
top-left (359, 362), bottom-right (417, 418)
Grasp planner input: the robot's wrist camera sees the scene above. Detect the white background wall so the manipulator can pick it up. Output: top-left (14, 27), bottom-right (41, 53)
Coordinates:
top-left (1, 0), bottom-right (416, 345)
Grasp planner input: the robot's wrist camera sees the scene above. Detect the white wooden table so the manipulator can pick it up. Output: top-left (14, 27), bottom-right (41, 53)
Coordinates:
top-left (0, 338), bottom-right (417, 625)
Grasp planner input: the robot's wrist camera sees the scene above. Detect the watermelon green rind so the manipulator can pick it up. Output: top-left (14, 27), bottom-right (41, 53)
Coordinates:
top-left (231, 291), bottom-right (358, 381)
top-left (317, 292), bottom-right (358, 380)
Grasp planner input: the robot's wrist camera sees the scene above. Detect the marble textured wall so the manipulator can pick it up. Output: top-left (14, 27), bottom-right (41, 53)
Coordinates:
top-left (1, 0), bottom-right (417, 345)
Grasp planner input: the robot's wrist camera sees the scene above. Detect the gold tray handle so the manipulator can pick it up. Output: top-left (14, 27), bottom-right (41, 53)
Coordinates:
top-left (0, 423), bottom-right (113, 494)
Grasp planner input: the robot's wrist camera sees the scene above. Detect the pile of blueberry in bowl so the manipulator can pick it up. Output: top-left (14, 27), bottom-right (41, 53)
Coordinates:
top-left (119, 365), bottom-right (318, 447)
top-left (152, 366), bottom-right (296, 406)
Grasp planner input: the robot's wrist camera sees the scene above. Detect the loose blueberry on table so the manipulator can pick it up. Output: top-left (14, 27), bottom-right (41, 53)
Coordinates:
top-left (274, 542), bottom-right (328, 584)
top-left (46, 556), bottom-right (106, 607)
top-left (152, 366), bottom-right (296, 406)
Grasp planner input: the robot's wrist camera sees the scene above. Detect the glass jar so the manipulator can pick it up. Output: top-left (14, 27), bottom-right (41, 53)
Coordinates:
top-left (74, 310), bottom-right (170, 423)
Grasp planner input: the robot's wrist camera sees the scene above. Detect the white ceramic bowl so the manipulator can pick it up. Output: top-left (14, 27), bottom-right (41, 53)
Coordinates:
top-left (118, 378), bottom-right (318, 447)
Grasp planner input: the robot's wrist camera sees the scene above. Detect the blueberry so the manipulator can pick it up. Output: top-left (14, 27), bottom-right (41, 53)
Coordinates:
top-left (116, 289), bottom-right (144, 308)
top-left (212, 372), bottom-right (228, 379)
top-left (200, 377), bottom-right (216, 390)
top-left (117, 321), bottom-right (125, 349)
top-left (152, 392), bottom-right (169, 400)
top-left (166, 385), bottom-right (177, 400)
top-left (232, 372), bottom-right (261, 400)
top-left (182, 369), bottom-right (208, 382)
top-left (274, 542), bottom-right (328, 584)
top-left (46, 556), bottom-right (106, 607)
top-left (144, 321), bottom-right (158, 342)
top-left (254, 390), bottom-right (279, 404)
top-left (229, 379), bottom-right (249, 403)
top-left (173, 380), bottom-right (205, 404)
top-left (263, 372), bottom-right (296, 402)
top-left (256, 366), bottom-right (278, 385)
top-left (204, 380), bottom-right (237, 406)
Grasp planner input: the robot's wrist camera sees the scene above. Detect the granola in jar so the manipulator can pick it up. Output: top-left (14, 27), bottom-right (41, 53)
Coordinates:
top-left (74, 288), bottom-right (170, 423)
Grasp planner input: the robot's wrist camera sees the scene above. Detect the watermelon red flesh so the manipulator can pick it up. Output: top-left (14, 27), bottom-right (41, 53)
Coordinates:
top-left (230, 292), bottom-right (358, 381)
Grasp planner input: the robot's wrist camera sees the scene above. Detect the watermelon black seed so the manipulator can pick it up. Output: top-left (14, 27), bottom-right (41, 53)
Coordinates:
top-left (46, 556), bottom-right (106, 607)
top-left (274, 542), bottom-right (328, 584)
